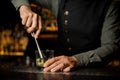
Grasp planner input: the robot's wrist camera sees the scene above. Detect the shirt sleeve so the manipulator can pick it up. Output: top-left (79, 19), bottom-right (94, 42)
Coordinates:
top-left (10, 0), bottom-right (52, 11)
top-left (73, 1), bottom-right (120, 67)
top-left (10, 0), bottom-right (30, 10)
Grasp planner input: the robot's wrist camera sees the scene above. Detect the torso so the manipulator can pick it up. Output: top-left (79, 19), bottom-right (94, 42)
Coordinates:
top-left (55, 0), bottom-right (112, 56)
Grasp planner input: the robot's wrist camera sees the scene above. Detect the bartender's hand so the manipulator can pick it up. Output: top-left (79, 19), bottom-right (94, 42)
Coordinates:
top-left (19, 5), bottom-right (42, 38)
top-left (43, 55), bottom-right (78, 72)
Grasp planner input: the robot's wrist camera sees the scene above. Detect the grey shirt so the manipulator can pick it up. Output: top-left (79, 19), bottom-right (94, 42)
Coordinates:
top-left (11, 0), bottom-right (120, 66)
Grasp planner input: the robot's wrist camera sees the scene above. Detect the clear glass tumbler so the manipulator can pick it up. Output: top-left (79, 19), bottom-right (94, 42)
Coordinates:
top-left (35, 49), bottom-right (54, 69)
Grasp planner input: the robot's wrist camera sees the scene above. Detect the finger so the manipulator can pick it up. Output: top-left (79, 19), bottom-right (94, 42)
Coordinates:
top-left (63, 67), bottom-right (71, 72)
top-left (27, 15), bottom-right (37, 33)
top-left (34, 16), bottom-right (42, 38)
top-left (31, 13), bottom-right (37, 28)
top-left (44, 57), bottom-right (60, 67)
top-left (63, 64), bottom-right (74, 72)
top-left (26, 27), bottom-right (34, 33)
top-left (21, 15), bottom-right (28, 26)
top-left (51, 63), bottom-right (64, 72)
top-left (26, 13), bottom-right (33, 27)
top-left (44, 60), bottom-right (61, 72)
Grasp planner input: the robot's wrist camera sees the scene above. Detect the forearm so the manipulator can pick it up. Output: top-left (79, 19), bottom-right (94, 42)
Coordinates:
top-left (74, 44), bottom-right (119, 66)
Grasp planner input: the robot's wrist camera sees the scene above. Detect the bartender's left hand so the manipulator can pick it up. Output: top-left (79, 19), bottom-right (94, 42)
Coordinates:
top-left (43, 55), bottom-right (78, 72)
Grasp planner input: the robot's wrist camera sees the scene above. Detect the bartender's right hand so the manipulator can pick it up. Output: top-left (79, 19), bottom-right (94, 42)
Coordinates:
top-left (19, 5), bottom-right (42, 38)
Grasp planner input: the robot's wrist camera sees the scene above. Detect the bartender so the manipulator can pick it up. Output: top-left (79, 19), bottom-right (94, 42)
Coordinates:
top-left (10, 0), bottom-right (120, 72)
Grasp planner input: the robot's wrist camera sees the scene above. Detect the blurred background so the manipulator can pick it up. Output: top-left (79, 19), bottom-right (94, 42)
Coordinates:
top-left (0, 1), bottom-right (58, 57)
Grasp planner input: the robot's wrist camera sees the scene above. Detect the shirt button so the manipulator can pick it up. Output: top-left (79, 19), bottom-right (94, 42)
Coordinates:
top-left (64, 11), bottom-right (69, 15)
top-left (67, 38), bottom-right (70, 42)
top-left (68, 47), bottom-right (72, 51)
top-left (65, 20), bottom-right (68, 25)
top-left (65, 30), bottom-right (68, 33)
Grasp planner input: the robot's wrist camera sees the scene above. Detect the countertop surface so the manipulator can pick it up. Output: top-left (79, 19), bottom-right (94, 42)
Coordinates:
top-left (1, 65), bottom-right (120, 80)
top-left (0, 56), bottom-right (120, 80)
